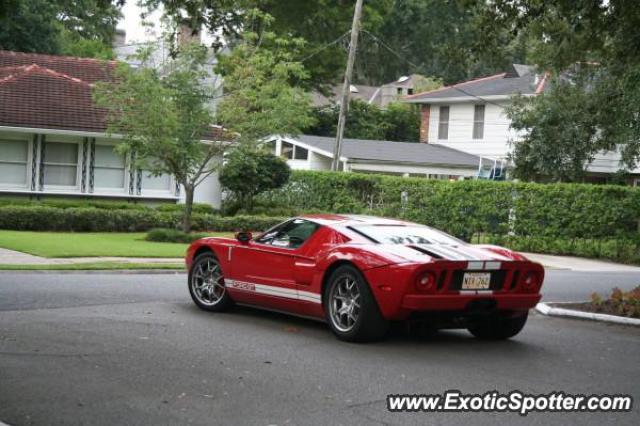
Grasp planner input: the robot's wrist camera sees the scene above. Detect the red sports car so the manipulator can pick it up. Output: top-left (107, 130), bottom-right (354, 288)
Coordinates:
top-left (186, 214), bottom-right (544, 342)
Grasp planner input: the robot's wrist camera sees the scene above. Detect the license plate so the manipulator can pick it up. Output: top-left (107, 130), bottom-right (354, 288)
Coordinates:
top-left (462, 272), bottom-right (491, 290)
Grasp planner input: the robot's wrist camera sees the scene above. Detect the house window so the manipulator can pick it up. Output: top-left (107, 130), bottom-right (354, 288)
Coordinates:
top-left (438, 106), bottom-right (449, 140)
top-left (294, 146), bottom-right (309, 160)
top-left (141, 172), bottom-right (171, 191)
top-left (94, 144), bottom-right (126, 189)
top-left (0, 139), bottom-right (29, 186)
top-left (281, 142), bottom-right (294, 159)
top-left (397, 87), bottom-right (403, 95)
top-left (141, 157), bottom-right (172, 192)
top-left (265, 140), bottom-right (277, 155)
top-left (408, 88), bottom-right (414, 95)
top-left (473, 104), bottom-right (485, 139)
top-left (43, 142), bottom-right (79, 187)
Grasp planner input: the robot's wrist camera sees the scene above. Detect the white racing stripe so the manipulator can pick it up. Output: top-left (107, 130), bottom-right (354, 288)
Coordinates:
top-left (226, 279), bottom-right (322, 304)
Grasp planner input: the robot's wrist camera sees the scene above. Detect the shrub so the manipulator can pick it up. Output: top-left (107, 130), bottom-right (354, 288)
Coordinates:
top-left (220, 146), bottom-right (291, 214)
top-left (146, 228), bottom-right (210, 243)
top-left (0, 205), bottom-right (285, 233)
top-left (154, 203), bottom-right (218, 215)
top-left (589, 286), bottom-right (640, 318)
top-left (259, 170), bottom-right (640, 240)
top-left (0, 198), bottom-right (150, 210)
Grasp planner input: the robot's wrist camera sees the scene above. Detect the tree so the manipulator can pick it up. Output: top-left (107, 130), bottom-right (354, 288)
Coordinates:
top-left (306, 100), bottom-right (420, 142)
top-left (0, 0), bottom-right (122, 57)
top-left (94, 43), bottom-right (230, 232)
top-left (219, 146), bottom-right (290, 213)
top-left (356, 0), bottom-right (529, 85)
top-left (507, 75), bottom-right (601, 182)
top-left (484, 0), bottom-right (640, 178)
top-left (215, 17), bottom-right (315, 144)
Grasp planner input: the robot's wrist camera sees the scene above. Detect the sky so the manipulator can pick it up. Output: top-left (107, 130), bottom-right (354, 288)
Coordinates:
top-left (118, 1), bottom-right (162, 44)
top-left (117, 2), bottom-right (214, 45)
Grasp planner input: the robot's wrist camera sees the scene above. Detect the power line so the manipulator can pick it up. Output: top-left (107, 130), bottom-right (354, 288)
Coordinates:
top-left (299, 31), bottom-right (351, 63)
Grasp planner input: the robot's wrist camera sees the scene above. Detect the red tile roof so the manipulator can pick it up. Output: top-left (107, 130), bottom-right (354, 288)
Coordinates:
top-left (0, 50), bottom-right (115, 83)
top-left (0, 50), bottom-right (115, 133)
top-left (0, 50), bottom-right (232, 141)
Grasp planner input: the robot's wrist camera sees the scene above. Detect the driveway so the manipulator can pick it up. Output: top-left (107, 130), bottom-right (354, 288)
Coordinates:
top-left (0, 272), bottom-right (638, 425)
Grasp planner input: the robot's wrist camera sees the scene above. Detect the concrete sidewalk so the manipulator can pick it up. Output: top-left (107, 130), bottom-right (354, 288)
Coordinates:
top-left (0, 248), bottom-right (182, 265)
top-left (1, 247), bottom-right (638, 272)
top-left (522, 252), bottom-right (640, 272)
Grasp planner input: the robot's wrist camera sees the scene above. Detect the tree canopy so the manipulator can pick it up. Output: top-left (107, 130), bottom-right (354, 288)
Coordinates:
top-left (145, 0), bottom-right (526, 87)
top-left (215, 21), bottom-right (314, 145)
top-left (0, 0), bottom-right (122, 58)
top-left (307, 101), bottom-right (420, 142)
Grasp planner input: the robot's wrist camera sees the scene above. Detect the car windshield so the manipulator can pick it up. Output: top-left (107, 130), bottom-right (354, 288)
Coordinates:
top-left (350, 225), bottom-right (464, 245)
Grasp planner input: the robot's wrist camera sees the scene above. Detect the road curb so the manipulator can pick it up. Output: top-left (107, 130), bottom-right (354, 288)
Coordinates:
top-left (536, 302), bottom-right (640, 326)
top-left (0, 269), bottom-right (186, 275)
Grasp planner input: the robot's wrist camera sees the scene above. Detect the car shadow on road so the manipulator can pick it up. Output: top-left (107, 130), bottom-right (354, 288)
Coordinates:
top-left (174, 302), bottom-right (542, 354)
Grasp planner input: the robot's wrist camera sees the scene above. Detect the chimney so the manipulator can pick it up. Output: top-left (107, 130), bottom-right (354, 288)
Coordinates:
top-left (419, 104), bottom-right (430, 143)
top-left (177, 22), bottom-right (201, 46)
top-left (112, 29), bottom-right (126, 47)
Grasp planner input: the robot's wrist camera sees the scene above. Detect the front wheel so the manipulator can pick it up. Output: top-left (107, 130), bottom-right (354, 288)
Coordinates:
top-left (324, 265), bottom-right (389, 342)
top-left (188, 252), bottom-right (233, 312)
top-left (467, 311), bottom-right (528, 340)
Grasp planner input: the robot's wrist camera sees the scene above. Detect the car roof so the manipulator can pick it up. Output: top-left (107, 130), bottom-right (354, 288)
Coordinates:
top-left (300, 214), bottom-right (417, 227)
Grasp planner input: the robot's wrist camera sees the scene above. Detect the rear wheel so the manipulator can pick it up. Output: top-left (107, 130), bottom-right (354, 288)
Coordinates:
top-left (324, 265), bottom-right (389, 342)
top-left (468, 311), bottom-right (528, 340)
top-left (188, 252), bottom-right (233, 312)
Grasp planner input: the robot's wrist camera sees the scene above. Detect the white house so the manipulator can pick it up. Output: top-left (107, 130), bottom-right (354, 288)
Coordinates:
top-left (265, 134), bottom-right (494, 180)
top-left (0, 50), bottom-right (224, 207)
top-left (403, 64), bottom-right (640, 185)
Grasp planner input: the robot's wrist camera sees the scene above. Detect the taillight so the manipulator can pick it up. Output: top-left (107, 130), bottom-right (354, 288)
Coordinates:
top-left (522, 271), bottom-right (541, 292)
top-left (415, 271), bottom-right (437, 292)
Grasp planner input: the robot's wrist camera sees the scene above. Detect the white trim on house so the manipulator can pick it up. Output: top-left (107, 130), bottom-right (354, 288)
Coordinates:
top-left (277, 136), bottom-right (348, 162)
top-left (403, 94), bottom-right (534, 104)
top-left (0, 125), bottom-right (123, 139)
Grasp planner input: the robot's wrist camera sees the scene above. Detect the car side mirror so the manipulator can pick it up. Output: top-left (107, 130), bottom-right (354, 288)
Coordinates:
top-left (235, 231), bottom-right (253, 244)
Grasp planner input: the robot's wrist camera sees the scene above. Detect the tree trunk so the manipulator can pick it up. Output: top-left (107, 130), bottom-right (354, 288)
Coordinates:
top-left (182, 184), bottom-right (194, 233)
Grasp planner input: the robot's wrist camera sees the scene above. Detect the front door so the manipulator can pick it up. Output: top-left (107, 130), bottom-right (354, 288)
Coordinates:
top-left (228, 219), bottom-right (320, 313)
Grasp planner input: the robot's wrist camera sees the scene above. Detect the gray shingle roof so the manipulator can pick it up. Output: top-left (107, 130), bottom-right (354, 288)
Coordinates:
top-left (295, 135), bottom-right (490, 168)
top-left (404, 64), bottom-right (547, 103)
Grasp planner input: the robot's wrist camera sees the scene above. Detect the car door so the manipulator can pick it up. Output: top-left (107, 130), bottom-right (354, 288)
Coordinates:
top-left (228, 219), bottom-right (320, 313)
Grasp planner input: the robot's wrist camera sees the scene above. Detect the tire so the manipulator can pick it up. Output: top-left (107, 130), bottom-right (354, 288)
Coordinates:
top-left (188, 252), bottom-right (233, 312)
top-left (468, 311), bottom-right (529, 340)
top-left (324, 264), bottom-right (389, 342)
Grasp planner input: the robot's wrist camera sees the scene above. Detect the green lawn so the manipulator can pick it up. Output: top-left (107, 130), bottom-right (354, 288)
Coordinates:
top-left (0, 262), bottom-right (185, 270)
top-left (0, 231), bottom-right (230, 258)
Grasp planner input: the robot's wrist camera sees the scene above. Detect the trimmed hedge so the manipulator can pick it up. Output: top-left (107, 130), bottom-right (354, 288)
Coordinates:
top-left (0, 206), bottom-right (284, 232)
top-left (146, 228), bottom-right (210, 243)
top-left (487, 235), bottom-right (640, 265)
top-left (0, 198), bottom-right (217, 213)
top-left (259, 170), bottom-right (640, 240)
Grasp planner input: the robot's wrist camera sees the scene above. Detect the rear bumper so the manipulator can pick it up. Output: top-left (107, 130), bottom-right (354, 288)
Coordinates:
top-left (402, 293), bottom-right (541, 312)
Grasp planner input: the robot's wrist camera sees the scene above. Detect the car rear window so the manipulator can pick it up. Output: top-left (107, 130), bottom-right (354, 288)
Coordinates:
top-left (349, 225), bottom-right (463, 245)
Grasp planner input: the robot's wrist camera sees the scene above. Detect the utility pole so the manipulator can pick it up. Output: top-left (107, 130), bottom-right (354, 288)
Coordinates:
top-left (331, 0), bottom-right (364, 171)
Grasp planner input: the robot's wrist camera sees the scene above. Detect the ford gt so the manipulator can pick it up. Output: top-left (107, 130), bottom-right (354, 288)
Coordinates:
top-left (186, 214), bottom-right (544, 342)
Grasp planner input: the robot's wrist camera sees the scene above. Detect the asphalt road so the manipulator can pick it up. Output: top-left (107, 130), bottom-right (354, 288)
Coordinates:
top-left (0, 271), bottom-right (638, 426)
